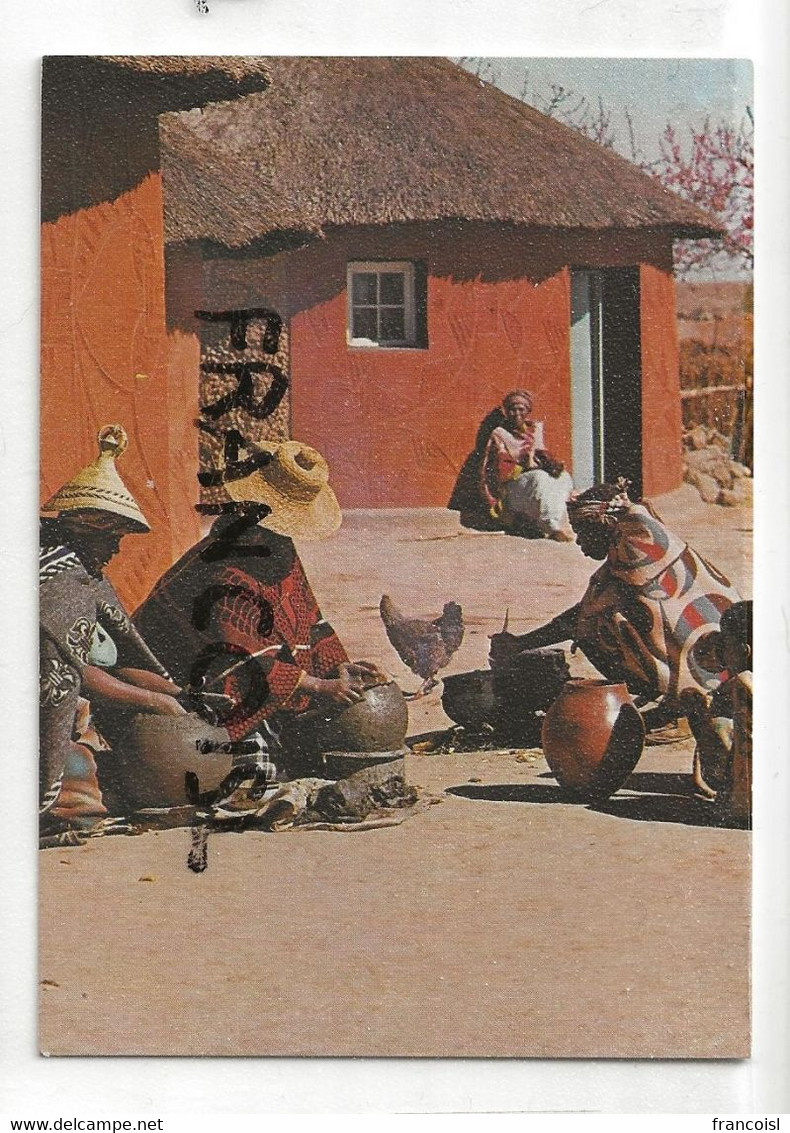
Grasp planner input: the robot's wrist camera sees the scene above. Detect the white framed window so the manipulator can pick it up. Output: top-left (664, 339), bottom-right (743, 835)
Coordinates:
top-left (347, 261), bottom-right (418, 347)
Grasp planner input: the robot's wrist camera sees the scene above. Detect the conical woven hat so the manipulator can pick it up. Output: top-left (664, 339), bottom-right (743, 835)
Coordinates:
top-left (41, 424), bottom-right (149, 531)
top-left (225, 439), bottom-right (341, 541)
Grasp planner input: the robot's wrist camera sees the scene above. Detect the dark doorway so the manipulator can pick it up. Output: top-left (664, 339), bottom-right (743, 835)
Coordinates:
top-left (601, 267), bottom-right (642, 496)
top-left (570, 267), bottom-right (643, 496)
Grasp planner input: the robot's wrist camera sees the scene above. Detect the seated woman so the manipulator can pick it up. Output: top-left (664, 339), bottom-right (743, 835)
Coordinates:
top-left (40, 426), bottom-right (185, 829)
top-left (480, 389), bottom-right (573, 541)
top-left (133, 438), bottom-right (387, 748)
top-left (489, 480), bottom-right (742, 731)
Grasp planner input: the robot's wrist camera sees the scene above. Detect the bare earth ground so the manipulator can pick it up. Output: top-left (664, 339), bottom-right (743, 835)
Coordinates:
top-left (39, 485), bottom-right (752, 1058)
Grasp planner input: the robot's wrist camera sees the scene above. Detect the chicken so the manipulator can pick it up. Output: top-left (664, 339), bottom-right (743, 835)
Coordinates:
top-left (379, 595), bottom-right (465, 697)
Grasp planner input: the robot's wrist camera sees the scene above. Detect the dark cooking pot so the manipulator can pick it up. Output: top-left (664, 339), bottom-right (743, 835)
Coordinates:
top-left (442, 650), bottom-right (570, 737)
top-left (441, 670), bottom-right (497, 731)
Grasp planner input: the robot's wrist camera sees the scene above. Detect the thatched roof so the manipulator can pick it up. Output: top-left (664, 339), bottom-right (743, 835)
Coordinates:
top-left (41, 56), bottom-right (271, 223)
top-left (160, 56), bottom-right (721, 249)
top-left (97, 55), bottom-right (270, 91)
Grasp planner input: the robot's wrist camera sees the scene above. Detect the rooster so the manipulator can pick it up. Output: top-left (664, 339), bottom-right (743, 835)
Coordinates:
top-left (379, 595), bottom-right (465, 697)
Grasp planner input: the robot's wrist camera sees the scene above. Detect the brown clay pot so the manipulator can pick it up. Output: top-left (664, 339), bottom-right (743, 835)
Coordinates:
top-left (541, 679), bottom-right (645, 801)
top-left (113, 713), bottom-right (233, 810)
top-left (323, 680), bottom-right (409, 752)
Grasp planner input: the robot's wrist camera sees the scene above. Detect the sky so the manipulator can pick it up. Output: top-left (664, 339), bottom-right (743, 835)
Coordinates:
top-left (463, 58), bottom-right (753, 161)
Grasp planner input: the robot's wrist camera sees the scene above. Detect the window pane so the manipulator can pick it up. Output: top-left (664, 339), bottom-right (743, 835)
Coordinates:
top-left (380, 307), bottom-right (406, 341)
top-left (351, 307), bottom-right (378, 341)
top-left (380, 272), bottom-right (405, 305)
top-left (352, 272), bottom-right (377, 304)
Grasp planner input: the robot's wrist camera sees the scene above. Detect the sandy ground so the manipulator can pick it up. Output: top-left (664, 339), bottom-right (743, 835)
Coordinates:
top-left (39, 485), bottom-right (752, 1058)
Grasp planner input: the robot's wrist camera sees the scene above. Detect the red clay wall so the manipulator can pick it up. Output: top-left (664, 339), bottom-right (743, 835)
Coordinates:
top-left (190, 223), bottom-right (682, 509)
top-left (40, 173), bottom-right (201, 609)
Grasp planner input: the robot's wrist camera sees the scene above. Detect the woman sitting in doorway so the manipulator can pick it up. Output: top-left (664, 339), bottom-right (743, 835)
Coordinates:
top-left (479, 389), bottom-right (574, 541)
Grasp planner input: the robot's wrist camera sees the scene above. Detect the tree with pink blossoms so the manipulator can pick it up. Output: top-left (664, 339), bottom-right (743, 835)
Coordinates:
top-left (646, 111), bottom-right (753, 276)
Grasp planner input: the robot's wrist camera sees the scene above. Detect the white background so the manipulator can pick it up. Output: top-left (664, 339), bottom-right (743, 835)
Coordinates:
top-left (0, 0), bottom-right (787, 1117)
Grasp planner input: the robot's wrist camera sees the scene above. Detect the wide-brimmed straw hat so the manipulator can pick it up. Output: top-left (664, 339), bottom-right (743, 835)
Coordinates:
top-left (225, 439), bottom-right (341, 540)
top-left (41, 424), bottom-right (149, 532)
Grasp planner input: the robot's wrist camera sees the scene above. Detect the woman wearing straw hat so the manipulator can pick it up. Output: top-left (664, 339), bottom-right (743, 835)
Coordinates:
top-left (134, 439), bottom-right (386, 747)
top-left (40, 425), bottom-right (187, 827)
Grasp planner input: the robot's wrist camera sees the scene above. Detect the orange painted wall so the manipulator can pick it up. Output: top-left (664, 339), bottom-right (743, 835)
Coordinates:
top-left (40, 172), bottom-right (200, 609)
top-left (189, 223), bottom-right (682, 509)
top-left (291, 240), bottom-right (572, 509)
top-left (639, 260), bottom-right (683, 497)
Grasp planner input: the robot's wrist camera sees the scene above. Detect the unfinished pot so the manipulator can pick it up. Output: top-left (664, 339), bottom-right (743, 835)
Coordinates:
top-left (113, 713), bottom-right (233, 810)
top-left (323, 680), bottom-right (409, 752)
top-left (442, 651), bottom-right (570, 738)
top-left (279, 680), bottom-right (409, 776)
top-left (492, 647), bottom-right (570, 715)
top-left (541, 679), bottom-right (645, 801)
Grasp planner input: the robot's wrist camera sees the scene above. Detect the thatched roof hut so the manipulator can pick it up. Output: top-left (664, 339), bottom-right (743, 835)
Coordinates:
top-left (160, 56), bottom-right (721, 250)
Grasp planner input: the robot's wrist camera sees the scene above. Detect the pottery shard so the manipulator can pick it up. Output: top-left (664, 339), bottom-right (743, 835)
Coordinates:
top-left (685, 468), bottom-right (722, 504)
top-left (310, 762), bottom-right (416, 822)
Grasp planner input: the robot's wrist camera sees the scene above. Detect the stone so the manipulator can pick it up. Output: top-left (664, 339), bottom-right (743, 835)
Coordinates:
top-left (730, 462), bottom-right (752, 479)
top-left (684, 447), bottom-right (736, 489)
top-left (687, 425), bottom-right (710, 450)
top-left (310, 760), bottom-right (416, 822)
top-left (685, 468), bottom-right (722, 504)
top-left (684, 446), bottom-right (727, 473)
top-left (718, 489), bottom-right (744, 508)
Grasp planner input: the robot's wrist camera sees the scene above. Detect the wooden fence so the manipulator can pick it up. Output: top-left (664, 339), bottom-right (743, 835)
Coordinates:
top-left (680, 384), bottom-right (752, 468)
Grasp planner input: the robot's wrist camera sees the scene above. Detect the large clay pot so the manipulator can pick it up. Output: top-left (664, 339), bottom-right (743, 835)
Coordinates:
top-left (541, 679), bottom-right (645, 801)
top-left (113, 713), bottom-right (233, 810)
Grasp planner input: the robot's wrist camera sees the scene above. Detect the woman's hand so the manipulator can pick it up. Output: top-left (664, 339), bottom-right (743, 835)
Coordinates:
top-left (83, 665), bottom-right (186, 716)
top-left (339, 660), bottom-right (389, 687)
top-left (317, 672), bottom-right (366, 707)
top-left (489, 605), bottom-right (581, 664)
top-left (144, 691), bottom-right (188, 717)
top-left (116, 668), bottom-right (182, 697)
top-left (297, 667), bottom-right (367, 707)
